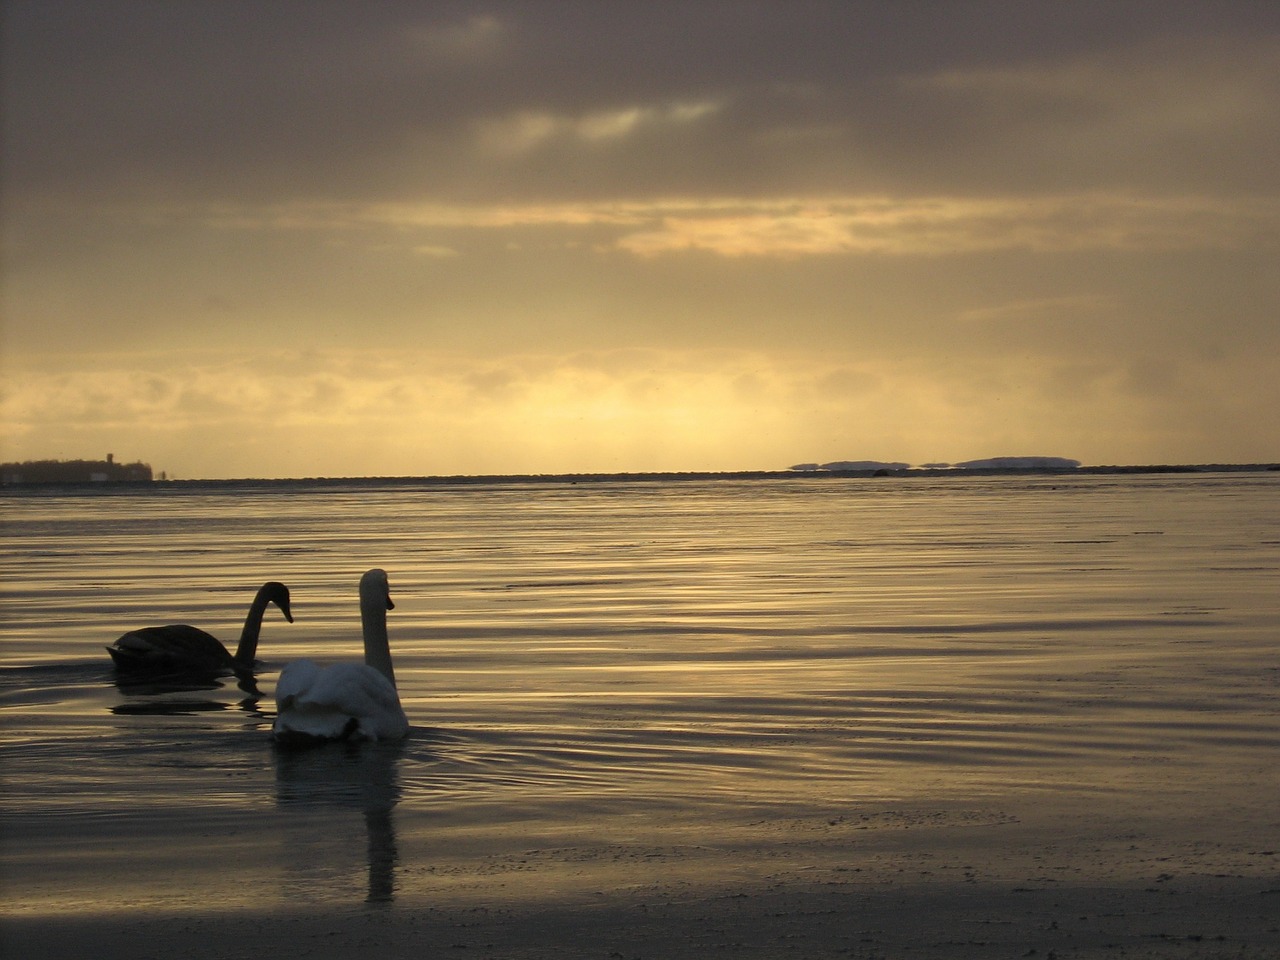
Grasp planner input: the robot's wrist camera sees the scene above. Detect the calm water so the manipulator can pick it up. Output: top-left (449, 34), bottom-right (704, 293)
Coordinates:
top-left (1, 473), bottom-right (1277, 916)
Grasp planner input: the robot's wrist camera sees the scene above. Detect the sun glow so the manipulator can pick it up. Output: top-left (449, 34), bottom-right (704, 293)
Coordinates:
top-left (6, 344), bottom-right (1272, 480)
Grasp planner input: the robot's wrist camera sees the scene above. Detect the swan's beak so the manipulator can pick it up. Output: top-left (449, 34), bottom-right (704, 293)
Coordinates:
top-left (385, 595), bottom-right (395, 611)
top-left (281, 602), bottom-right (295, 623)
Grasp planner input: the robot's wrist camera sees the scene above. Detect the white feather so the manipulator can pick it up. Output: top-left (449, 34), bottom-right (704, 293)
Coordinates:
top-left (276, 659), bottom-right (407, 740)
top-left (272, 569), bottom-right (408, 744)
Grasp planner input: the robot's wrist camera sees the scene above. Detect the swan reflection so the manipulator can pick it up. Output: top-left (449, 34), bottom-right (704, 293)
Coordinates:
top-left (113, 665), bottom-right (261, 696)
top-left (273, 740), bottom-right (404, 904)
top-left (109, 670), bottom-right (263, 714)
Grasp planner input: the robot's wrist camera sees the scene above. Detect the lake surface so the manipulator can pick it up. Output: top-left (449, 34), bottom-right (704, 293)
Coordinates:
top-left (2, 472), bottom-right (1277, 926)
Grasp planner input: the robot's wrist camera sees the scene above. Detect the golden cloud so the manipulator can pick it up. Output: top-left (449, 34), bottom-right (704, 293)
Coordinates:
top-left (185, 193), bottom-right (1279, 259)
top-left (474, 99), bottom-right (724, 153)
top-left (613, 195), bottom-right (1280, 257)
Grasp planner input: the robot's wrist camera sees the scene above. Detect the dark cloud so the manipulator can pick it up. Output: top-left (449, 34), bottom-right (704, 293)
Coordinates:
top-left (5, 0), bottom-right (1277, 205)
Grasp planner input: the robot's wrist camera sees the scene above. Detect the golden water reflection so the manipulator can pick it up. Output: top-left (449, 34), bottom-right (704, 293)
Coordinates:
top-left (1, 474), bottom-right (1277, 917)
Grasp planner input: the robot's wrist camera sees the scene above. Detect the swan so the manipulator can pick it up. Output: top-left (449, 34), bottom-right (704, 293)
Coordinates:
top-left (107, 581), bottom-right (293, 676)
top-left (272, 568), bottom-right (408, 745)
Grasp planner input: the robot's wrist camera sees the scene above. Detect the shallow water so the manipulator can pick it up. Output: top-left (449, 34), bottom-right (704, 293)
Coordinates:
top-left (2, 473), bottom-right (1277, 917)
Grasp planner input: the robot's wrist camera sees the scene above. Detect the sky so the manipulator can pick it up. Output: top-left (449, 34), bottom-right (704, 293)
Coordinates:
top-left (3, 1), bottom-right (1278, 479)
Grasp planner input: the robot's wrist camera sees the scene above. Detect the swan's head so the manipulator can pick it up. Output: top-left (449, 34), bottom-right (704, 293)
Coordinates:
top-left (360, 568), bottom-right (394, 611)
top-left (263, 581), bottom-right (294, 623)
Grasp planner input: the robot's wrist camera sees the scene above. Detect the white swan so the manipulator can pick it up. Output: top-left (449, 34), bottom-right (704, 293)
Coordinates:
top-left (107, 581), bottom-right (293, 676)
top-left (272, 568), bottom-right (408, 745)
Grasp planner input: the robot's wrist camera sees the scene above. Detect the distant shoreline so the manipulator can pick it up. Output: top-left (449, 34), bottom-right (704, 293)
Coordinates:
top-left (3, 462), bottom-right (1277, 491)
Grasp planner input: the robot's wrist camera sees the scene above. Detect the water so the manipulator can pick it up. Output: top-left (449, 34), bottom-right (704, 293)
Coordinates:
top-left (2, 473), bottom-right (1277, 924)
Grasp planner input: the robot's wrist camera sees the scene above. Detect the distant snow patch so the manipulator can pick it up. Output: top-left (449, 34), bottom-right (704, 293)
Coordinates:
top-left (954, 456), bottom-right (1081, 470)
top-left (823, 460), bottom-right (910, 471)
top-left (789, 461), bottom-right (909, 472)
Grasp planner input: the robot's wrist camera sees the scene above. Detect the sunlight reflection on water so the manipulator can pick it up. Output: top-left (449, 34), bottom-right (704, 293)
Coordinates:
top-left (1, 473), bottom-right (1277, 914)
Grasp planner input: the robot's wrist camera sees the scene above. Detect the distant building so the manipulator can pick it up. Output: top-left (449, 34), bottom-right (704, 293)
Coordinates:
top-left (1, 455), bottom-right (154, 485)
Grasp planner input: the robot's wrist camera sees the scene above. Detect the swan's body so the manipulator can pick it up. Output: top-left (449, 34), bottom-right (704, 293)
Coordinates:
top-left (107, 581), bottom-right (293, 675)
top-left (272, 569), bottom-right (407, 745)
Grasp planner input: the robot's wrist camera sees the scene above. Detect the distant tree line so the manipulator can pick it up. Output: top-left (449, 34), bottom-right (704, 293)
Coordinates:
top-left (1, 455), bottom-right (154, 484)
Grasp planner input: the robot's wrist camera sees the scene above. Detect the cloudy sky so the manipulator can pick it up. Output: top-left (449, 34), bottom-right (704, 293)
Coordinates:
top-left (3, 1), bottom-right (1278, 478)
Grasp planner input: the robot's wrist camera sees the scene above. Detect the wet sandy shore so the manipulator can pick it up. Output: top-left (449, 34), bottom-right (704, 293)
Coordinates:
top-left (7, 800), bottom-right (1278, 960)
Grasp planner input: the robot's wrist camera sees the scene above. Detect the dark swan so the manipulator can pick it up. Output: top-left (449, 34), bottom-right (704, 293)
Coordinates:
top-left (272, 569), bottom-right (407, 745)
top-left (107, 581), bottom-right (293, 676)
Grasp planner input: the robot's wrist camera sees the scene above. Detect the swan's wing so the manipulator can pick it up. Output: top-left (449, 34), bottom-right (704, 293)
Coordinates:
top-left (273, 661), bottom-right (407, 742)
top-left (274, 659), bottom-right (353, 741)
top-left (109, 624), bottom-right (231, 670)
top-left (275, 658), bottom-right (323, 706)
top-left (299, 662), bottom-right (398, 709)
top-left (301, 663), bottom-right (408, 740)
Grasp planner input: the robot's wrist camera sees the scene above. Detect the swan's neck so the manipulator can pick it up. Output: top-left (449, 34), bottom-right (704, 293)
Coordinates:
top-left (234, 590), bottom-right (271, 663)
top-left (361, 594), bottom-right (397, 688)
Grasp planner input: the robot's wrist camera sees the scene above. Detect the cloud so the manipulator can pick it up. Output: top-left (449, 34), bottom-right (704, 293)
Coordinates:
top-left (956, 295), bottom-right (1115, 326)
top-left (163, 192), bottom-right (1280, 259)
top-left (400, 13), bottom-right (507, 63)
top-left (912, 34), bottom-right (1280, 147)
top-left (616, 195), bottom-right (1280, 257)
top-left (8, 3), bottom-right (1275, 209)
top-left (2, 3), bottom-right (1277, 476)
top-left (474, 98), bottom-right (723, 153)
top-left (5, 347), bottom-right (1277, 478)
top-left (0, 349), bottom-right (786, 475)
